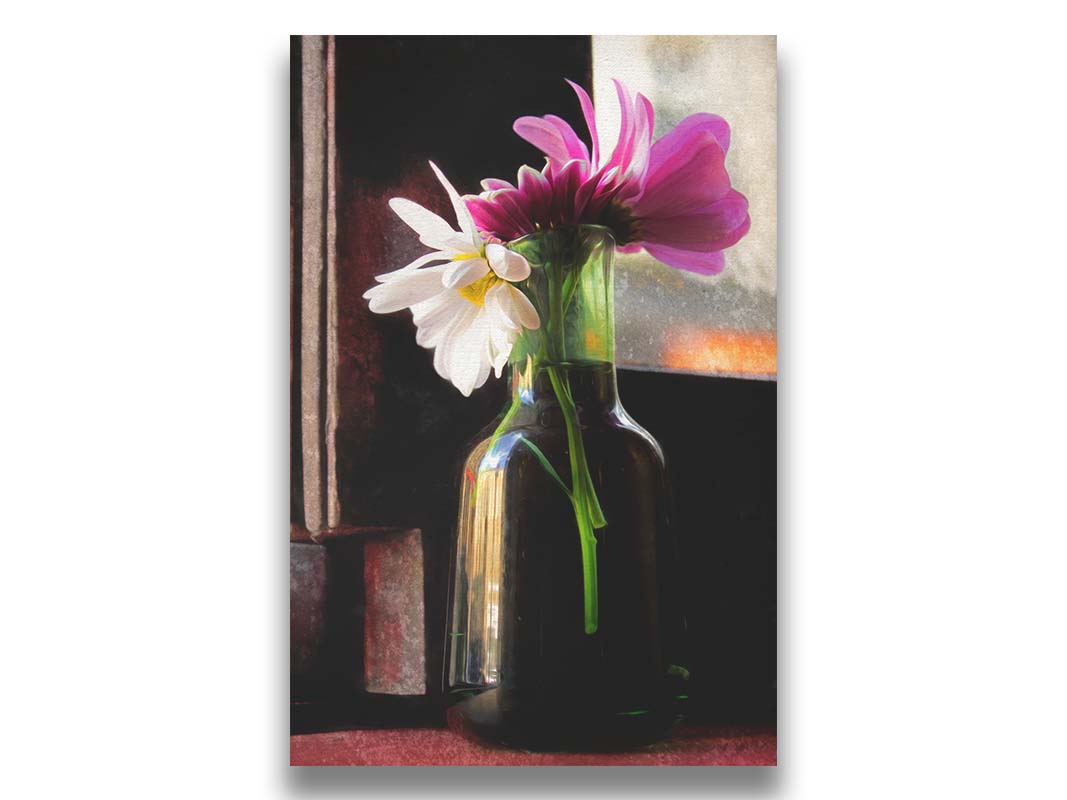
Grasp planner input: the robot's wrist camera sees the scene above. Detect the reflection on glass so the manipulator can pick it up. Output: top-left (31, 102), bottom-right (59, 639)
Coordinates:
top-left (449, 434), bottom-right (511, 687)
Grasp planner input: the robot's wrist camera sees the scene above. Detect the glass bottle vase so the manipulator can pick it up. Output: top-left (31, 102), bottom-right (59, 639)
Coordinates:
top-left (444, 225), bottom-right (687, 750)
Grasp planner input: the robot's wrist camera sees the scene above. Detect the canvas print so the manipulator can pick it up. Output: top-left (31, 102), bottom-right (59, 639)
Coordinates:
top-left (290, 34), bottom-right (777, 765)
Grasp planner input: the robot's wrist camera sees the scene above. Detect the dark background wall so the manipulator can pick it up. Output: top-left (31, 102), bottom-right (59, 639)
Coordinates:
top-left (306, 35), bottom-right (775, 725)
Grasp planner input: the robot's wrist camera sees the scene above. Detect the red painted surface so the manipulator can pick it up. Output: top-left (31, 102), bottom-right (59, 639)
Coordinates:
top-left (363, 530), bottom-right (426, 695)
top-left (290, 724), bottom-right (776, 766)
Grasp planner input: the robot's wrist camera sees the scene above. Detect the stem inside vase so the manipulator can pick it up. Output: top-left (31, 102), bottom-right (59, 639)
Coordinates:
top-left (496, 225), bottom-right (615, 635)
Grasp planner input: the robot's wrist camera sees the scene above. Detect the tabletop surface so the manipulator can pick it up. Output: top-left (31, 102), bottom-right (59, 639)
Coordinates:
top-left (290, 723), bottom-right (776, 766)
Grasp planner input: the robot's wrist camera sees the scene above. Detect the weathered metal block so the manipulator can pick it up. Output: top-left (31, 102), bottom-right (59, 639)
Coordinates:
top-left (363, 529), bottom-right (426, 695)
top-left (290, 542), bottom-right (328, 679)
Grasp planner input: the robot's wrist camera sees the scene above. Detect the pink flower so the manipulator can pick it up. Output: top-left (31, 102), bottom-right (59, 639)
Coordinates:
top-left (467, 80), bottom-right (750, 276)
top-left (466, 159), bottom-right (607, 241)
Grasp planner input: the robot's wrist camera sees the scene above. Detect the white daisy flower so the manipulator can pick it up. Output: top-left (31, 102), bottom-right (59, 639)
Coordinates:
top-left (363, 162), bottom-right (541, 397)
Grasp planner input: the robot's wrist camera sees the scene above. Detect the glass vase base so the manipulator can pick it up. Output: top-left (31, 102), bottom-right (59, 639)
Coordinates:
top-left (446, 687), bottom-right (682, 752)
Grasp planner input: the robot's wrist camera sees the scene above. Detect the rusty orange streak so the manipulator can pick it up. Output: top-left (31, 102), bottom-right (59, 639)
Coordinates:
top-left (661, 329), bottom-right (777, 377)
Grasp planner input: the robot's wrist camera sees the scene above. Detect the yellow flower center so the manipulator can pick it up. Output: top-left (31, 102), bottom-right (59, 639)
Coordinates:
top-left (457, 272), bottom-right (500, 307)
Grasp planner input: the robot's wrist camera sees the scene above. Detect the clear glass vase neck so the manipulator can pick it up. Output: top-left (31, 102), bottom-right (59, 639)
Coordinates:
top-left (506, 223), bottom-right (617, 399)
top-left (507, 357), bottom-right (620, 415)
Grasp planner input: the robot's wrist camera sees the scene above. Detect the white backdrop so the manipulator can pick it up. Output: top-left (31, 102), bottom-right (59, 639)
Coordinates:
top-left (2, 3), bottom-right (1065, 798)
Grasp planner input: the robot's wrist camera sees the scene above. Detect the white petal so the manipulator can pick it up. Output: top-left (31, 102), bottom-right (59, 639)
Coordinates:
top-left (433, 332), bottom-right (451, 381)
top-left (433, 304), bottom-right (474, 382)
top-left (435, 309), bottom-right (469, 385)
top-left (411, 289), bottom-right (457, 326)
top-left (413, 293), bottom-right (465, 348)
top-left (492, 351), bottom-right (508, 378)
top-left (505, 284), bottom-right (541, 330)
top-left (448, 331), bottom-right (481, 396)
top-left (483, 284), bottom-right (537, 373)
top-left (485, 244), bottom-right (531, 282)
top-left (363, 265), bottom-right (447, 313)
top-left (442, 257), bottom-right (489, 289)
top-left (492, 318), bottom-right (518, 376)
top-left (484, 290), bottom-right (519, 374)
top-left (375, 251), bottom-right (449, 282)
top-left (447, 312), bottom-right (494, 397)
top-left (470, 333), bottom-right (496, 393)
top-left (489, 318), bottom-right (516, 366)
top-left (487, 300), bottom-right (515, 342)
top-left (485, 313), bottom-right (512, 353)
top-left (439, 234), bottom-right (481, 257)
top-left (388, 198), bottom-right (460, 251)
top-left (485, 283), bottom-right (520, 331)
top-left (473, 338), bottom-right (493, 391)
top-left (428, 161), bottom-right (480, 249)
top-left (416, 318), bottom-right (443, 348)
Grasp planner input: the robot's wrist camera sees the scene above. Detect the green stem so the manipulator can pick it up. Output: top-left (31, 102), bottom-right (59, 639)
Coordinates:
top-left (547, 364), bottom-right (603, 634)
top-left (543, 243), bottom-right (607, 635)
top-left (506, 231), bottom-right (608, 635)
top-left (517, 436), bottom-right (572, 500)
top-left (547, 251), bottom-right (607, 530)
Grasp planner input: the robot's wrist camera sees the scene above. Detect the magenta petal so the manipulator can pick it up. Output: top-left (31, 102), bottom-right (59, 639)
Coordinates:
top-left (566, 78), bottom-right (600, 166)
top-left (638, 93), bottom-right (655, 142)
top-left (615, 91), bottom-right (655, 200)
top-left (466, 197), bottom-right (506, 236)
top-left (544, 114), bottom-right (590, 161)
top-left (514, 112), bottom-right (590, 165)
top-left (516, 165), bottom-right (553, 222)
top-left (642, 116), bottom-right (732, 202)
top-left (548, 159), bottom-right (583, 223)
top-left (632, 93), bottom-right (655, 175)
top-left (467, 196), bottom-right (525, 240)
top-left (516, 163), bottom-right (551, 196)
top-left (574, 170), bottom-right (602, 220)
top-left (639, 190), bottom-right (751, 251)
top-left (643, 244), bottom-right (726, 275)
top-left (632, 133), bottom-right (732, 218)
top-left (481, 178), bottom-right (515, 192)
top-left (494, 190), bottom-right (536, 234)
top-left (649, 114), bottom-right (731, 176)
top-left (513, 116), bottom-right (573, 164)
top-left (605, 79), bottom-right (635, 172)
